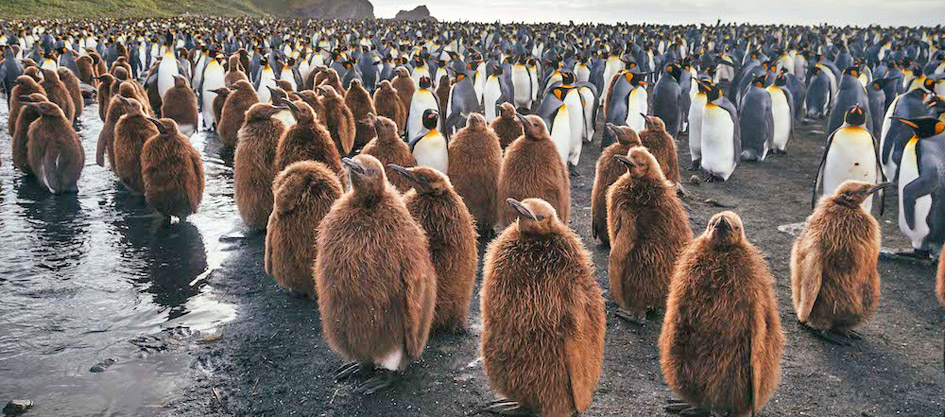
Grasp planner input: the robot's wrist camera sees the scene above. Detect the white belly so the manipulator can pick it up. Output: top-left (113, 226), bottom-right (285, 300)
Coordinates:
top-left (413, 134), bottom-right (449, 174)
top-left (563, 92), bottom-right (584, 165)
top-left (483, 77), bottom-right (501, 121)
top-left (579, 87), bottom-right (595, 142)
top-left (407, 90), bottom-right (438, 140)
top-left (898, 146), bottom-right (932, 249)
top-left (823, 128), bottom-right (878, 211)
top-left (550, 106), bottom-right (572, 167)
top-left (768, 88), bottom-right (791, 150)
top-left (688, 93), bottom-right (706, 159)
top-left (511, 66), bottom-right (531, 108)
top-left (201, 66), bottom-right (226, 127)
top-left (701, 106), bottom-right (736, 179)
top-left (280, 69), bottom-right (297, 91)
top-left (157, 57), bottom-right (179, 100)
top-left (626, 87), bottom-right (648, 131)
top-left (256, 70), bottom-right (277, 103)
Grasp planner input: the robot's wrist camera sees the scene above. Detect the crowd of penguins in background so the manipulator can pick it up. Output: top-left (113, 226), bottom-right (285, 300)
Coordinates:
top-left (1, 16), bottom-right (945, 417)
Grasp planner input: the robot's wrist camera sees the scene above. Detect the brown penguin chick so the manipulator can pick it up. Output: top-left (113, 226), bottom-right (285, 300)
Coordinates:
top-left (639, 115), bottom-right (681, 184)
top-left (218, 80), bottom-right (260, 148)
top-left (345, 79), bottom-right (376, 152)
top-left (315, 154), bottom-right (436, 394)
top-left (790, 180), bottom-right (891, 345)
top-left (12, 93), bottom-right (49, 175)
top-left (480, 198), bottom-right (605, 417)
top-left (96, 84), bottom-right (136, 170)
top-left (360, 114), bottom-right (417, 193)
top-left (112, 66), bottom-right (131, 82)
top-left (318, 68), bottom-right (344, 94)
top-left (389, 164), bottom-right (478, 333)
top-left (275, 100), bottom-right (342, 174)
top-left (303, 66), bottom-right (325, 91)
top-left (225, 55), bottom-right (249, 85)
top-left (161, 74), bottom-right (199, 137)
top-left (40, 68), bottom-right (75, 123)
top-left (490, 102), bottom-right (524, 150)
top-left (497, 115), bottom-right (570, 228)
top-left (448, 113), bottom-right (503, 235)
top-left (265, 160), bottom-right (343, 298)
top-left (391, 67), bottom-right (415, 115)
top-left (8, 75), bottom-right (45, 136)
top-left (110, 56), bottom-right (132, 78)
top-left (210, 87), bottom-right (231, 127)
top-left (76, 54), bottom-right (95, 85)
top-left (592, 124), bottom-right (642, 245)
top-left (23, 66), bottom-right (43, 83)
top-left (141, 118), bottom-right (205, 220)
top-left (234, 103), bottom-right (286, 230)
top-left (435, 74), bottom-right (451, 116)
top-left (96, 73), bottom-right (117, 121)
top-left (373, 80), bottom-right (407, 132)
top-left (275, 80), bottom-right (298, 96)
top-left (25, 101), bottom-right (85, 194)
top-left (660, 211), bottom-right (784, 417)
top-left (317, 85), bottom-right (356, 156)
top-left (607, 147), bottom-right (692, 323)
top-left (57, 68), bottom-right (83, 120)
top-left (113, 96), bottom-right (158, 194)
top-left (298, 90), bottom-right (328, 122)
top-left (88, 49), bottom-right (107, 76)
top-left (144, 63), bottom-right (164, 115)
top-left (265, 86), bottom-right (299, 128)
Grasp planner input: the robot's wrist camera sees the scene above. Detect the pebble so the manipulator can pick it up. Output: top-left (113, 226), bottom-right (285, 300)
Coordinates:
top-left (3, 399), bottom-right (33, 415)
top-left (90, 358), bottom-right (117, 373)
top-left (689, 175), bottom-right (701, 185)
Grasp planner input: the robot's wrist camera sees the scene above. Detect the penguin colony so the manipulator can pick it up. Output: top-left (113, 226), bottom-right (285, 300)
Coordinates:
top-left (1, 16), bottom-right (944, 415)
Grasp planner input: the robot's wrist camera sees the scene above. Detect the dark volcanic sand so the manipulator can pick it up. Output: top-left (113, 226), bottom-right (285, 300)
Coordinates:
top-left (166, 118), bottom-right (944, 417)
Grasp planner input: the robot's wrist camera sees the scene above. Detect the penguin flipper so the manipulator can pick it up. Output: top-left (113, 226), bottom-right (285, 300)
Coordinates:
top-left (408, 134), bottom-right (424, 153)
top-left (812, 131), bottom-right (836, 209)
top-left (187, 152), bottom-right (205, 213)
top-left (902, 174), bottom-right (937, 231)
top-left (563, 295), bottom-right (605, 413)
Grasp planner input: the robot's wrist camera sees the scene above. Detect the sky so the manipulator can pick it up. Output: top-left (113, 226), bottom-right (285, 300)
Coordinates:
top-left (370, 0), bottom-right (945, 26)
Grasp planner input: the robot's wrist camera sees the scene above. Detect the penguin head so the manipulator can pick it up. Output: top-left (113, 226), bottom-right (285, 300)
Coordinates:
top-left (18, 93), bottom-right (50, 109)
top-left (506, 198), bottom-right (559, 235)
top-left (14, 75), bottom-right (41, 90)
top-left (370, 114), bottom-right (399, 138)
top-left (172, 74), bottom-right (188, 88)
top-left (561, 71), bottom-right (575, 85)
top-left (342, 154), bottom-right (387, 198)
top-left (642, 114), bottom-right (666, 132)
top-left (830, 180), bottom-right (893, 209)
top-left (894, 117), bottom-right (945, 139)
top-left (665, 63), bottom-right (681, 81)
top-left (705, 211), bottom-right (745, 248)
top-left (751, 74), bottom-right (766, 88)
top-left (624, 72), bottom-right (647, 88)
top-left (923, 78), bottom-right (936, 93)
top-left (285, 100), bottom-right (313, 124)
top-left (246, 102), bottom-right (288, 123)
top-left (497, 102), bottom-right (517, 120)
top-left (842, 65), bottom-right (860, 79)
top-left (422, 108), bottom-right (439, 130)
top-left (387, 164), bottom-right (451, 194)
top-left (605, 123), bottom-right (641, 147)
top-left (774, 73), bottom-right (788, 87)
top-left (211, 86), bottom-right (232, 98)
top-left (418, 76), bottom-right (432, 89)
top-left (519, 114), bottom-right (549, 140)
top-left (394, 67), bottom-right (410, 77)
top-left (843, 105), bottom-right (868, 126)
top-left (465, 113), bottom-right (487, 130)
top-left (116, 95), bottom-right (144, 115)
top-left (615, 146), bottom-right (665, 181)
top-left (147, 117), bottom-right (180, 136)
top-left (927, 95), bottom-right (945, 116)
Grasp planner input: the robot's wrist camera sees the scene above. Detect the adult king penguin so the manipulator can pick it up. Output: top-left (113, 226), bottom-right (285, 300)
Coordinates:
top-left (652, 63), bottom-right (683, 139)
top-left (813, 105), bottom-right (886, 213)
top-left (699, 80), bottom-right (740, 182)
top-left (409, 109), bottom-right (449, 174)
top-left (406, 76), bottom-right (440, 142)
top-left (893, 117), bottom-right (945, 257)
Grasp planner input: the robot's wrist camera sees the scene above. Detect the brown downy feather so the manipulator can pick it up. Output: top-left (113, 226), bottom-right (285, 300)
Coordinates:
top-left (234, 103), bottom-right (286, 230)
top-left (317, 85), bottom-right (356, 156)
top-left (345, 79), bottom-right (376, 152)
top-left (498, 115), bottom-right (570, 227)
top-left (13, 93), bottom-right (49, 175)
top-left (298, 90), bottom-right (328, 122)
top-left (8, 76), bottom-right (45, 136)
top-left (448, 113), bottom-right (503, 233)
top-left (275, 100), bottom-right (342, 174)
top-left (113, 97), bottom-right (159, 194)
top-left (391, 67), bottom-right (415, 117)
top-left (937, 249), bottom-right (945, 306)
top-left (218, 80), bottom-right (260, 148)
top-left (210, 87), bottom-right (231, 126)
top-left (57, 68), bottom-right (83, 120)
top-left (607, 147), bottom-right (692, 318)
top-left (161, 75), bottom-right (199, 136)
top-left (76, 55), bottom-right (95, 85)
top-left (791, 180), bottom-right (884, 330)
top-left (490, 102), bottom-right (523, 150)
top-left (394, 166), bottom-right (478, 332)
top-left (265, 161), bottom-right (342, 298)
top-left (640, 115), bottom-right (681, 184)
top-left (660, 211), bottom-right (784, 416)
top-left (373, 80), bottom-right (407, 133)
top-left (435, 74), bottom-right (451, 116)
top-left (141, 118), bottom-right (205, 219)
top-left (315, 154), bottom-right (436, 371)
top-left (361, 115), bottom-right (417, 193)
top-left (225, 55), bottom-right (249, 85)
top-left (40, 68), bottom-right (75, 123)
top-left (481, 198), bottom-right (605, 417)
top-left (96, 83), bottom-right (138, 170)
top-left (26, 101), bottom-right (84, 194)
top-left (592, 124), bottom-right (642, 245)
top-left (96, 73), bottom-right (117, 122)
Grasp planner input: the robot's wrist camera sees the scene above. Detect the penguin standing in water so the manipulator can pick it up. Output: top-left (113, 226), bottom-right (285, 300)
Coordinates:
top-left (200, 52), bottom-right (226, 131)
top-left (406, 76), bottom-right (440, 141)
top-left (652, 63), bottom-right (683, 139)
top-left (218, 80), bottom-right (260, 148)
top-left (699, 80), bottom-right (740, 182)
top-left (660, 212), bottom-right (784, 417)
top-left (893, 117), bottom-right (945, 257)
top-left (113, 96), bottom-right (159, 194)
top-left (316, 154), bottom-right (436, 395)
top-left (25, 101), bottom-right (84, 194)
top-left (141, 118), bottom-right (205, 220)
top-left (161, 74), bottom-right (199, 137)
top-left (813, 105), bottom-right (886, 213)
top-left (792, 180), bottom-right (891, 345)
top-left (498, 115), bottom-right (570, 227)
top-left (235, 103), bottom-right (287, 230)
top-left (156, 38), bottom-right (182, 101)
top-left (767, 73), bottom-right (795, 154)
top-left (409, 109), bottom-right (448, 174)
top-left (739, 75), bottom-right (774, 162)
top-left (592, 124), bottom-right (642, 246)
top-left (480, 198), bottom-right (605, 417)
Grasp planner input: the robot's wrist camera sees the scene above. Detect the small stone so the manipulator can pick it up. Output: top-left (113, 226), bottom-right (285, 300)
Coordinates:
top-left (688, 175), bottom-right (701, 185)
top-left (3, 399), bottom-right (33, 415)
top-left (90, 358), bottom-right (117, 373)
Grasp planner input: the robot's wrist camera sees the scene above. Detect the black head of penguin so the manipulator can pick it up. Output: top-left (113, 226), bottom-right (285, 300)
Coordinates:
top-left (923, 78), bottom-right (936, 93)
top-left (561, 71), bottom-right (575, 85)
top-left (871, 78), bottom-right (893, 91)
top-left (927, 95), bottom-right (945, 117)
top-left (894, 117), bottom-right (945, 139)
top-left (422, 108), bottom-right (439, 130)
top-left (625, 71), bottom-right (647, 88)
top-left (418, 76), bottom-right (433, 90)
top-left (751, 74), bottom-right (766, 88)
top-left (665, 64), bottom-right (681, 82)
top-left (844, 104), bottom-right (868, 126)
top-left (774, 73), bottom-right (788, 87)
top-left (842, 65), bottom-right (861, 79)
top-left (702, 80), bottom-right (722, 102)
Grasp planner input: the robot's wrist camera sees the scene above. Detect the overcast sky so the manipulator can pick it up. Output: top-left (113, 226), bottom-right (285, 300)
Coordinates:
top-left (371, 0), bottom-right (945, 26)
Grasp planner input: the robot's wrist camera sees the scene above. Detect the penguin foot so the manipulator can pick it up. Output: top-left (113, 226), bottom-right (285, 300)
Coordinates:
top-left (665, 399), bottom-right (711, 416)
top-left (568, 164), bottom-right (580, 177)
top-left (334, 361), bottom-right (366, 381)
top-left (703, 174), bottom-right (723, 183)
top-left (840, 329), bottom-right (863, 340)
top-left (477, 399), bottom-right (531, 416)
top-left (880, 249), bottom-right (933, 263)
top-left (688, 160), bottom-right (701, 171)
top-left (801, 323), bottom-right (852, 346)
top-left (355, 370), bottom-right (395, 395)
top-left (614, 308), bottom-right (646, 324)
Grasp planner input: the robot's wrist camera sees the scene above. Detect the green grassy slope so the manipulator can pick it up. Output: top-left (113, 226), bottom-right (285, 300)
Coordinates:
top-left (0, 0), bottom-right (266, 19)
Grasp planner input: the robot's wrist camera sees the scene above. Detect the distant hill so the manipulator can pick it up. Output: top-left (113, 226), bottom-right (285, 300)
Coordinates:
top-left (0, 0), bottom-right (374, 19)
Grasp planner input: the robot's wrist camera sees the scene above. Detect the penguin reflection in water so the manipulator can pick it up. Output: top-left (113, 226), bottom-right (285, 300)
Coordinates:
top-left (480, 198), bottom-right (605, 417)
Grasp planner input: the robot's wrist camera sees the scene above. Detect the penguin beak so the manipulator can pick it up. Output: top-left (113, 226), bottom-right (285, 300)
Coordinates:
top-left (515, 112), bottom-right (528, 125)
top-left (341, 157), bottom-right (365, 175)
top-left (367, 113), bottom-right (380, 129)
top-left (386, 164), bottom-right (421, 187)
top-left (283, 100), bottom-right (300, 118)
top-left (506, 198), bottom-right (537, 221)
top-left (893, 117), bottom-right (919, 129)
top-left (606, 123), bottom-right (619, 137)
top-left (146, 117), bottom-right (166, 134)
top-left (715, 216), bottom-right (732, 232)
top-left (866, 182), bottom-right (894, 195)
top-left (614, 154), bottom-right (636, 168)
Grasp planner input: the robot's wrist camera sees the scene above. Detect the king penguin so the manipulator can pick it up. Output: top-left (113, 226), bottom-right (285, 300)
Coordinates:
top-left (893, 117), bottom-right (945, 256)
top-left (200, 52), bottom-right (226, 131)
top-left (157, 41), bottom-right (181, 100)
top-left (511, 55), bottom-right (533, 111)
top-left (814, 105), bottom-right (886, 213)
top-left (255, 57), bottom-right (277, 103)
top-left (767, 73), bottom-right (795, 154)
top-left (687, 77), bottom-right (707, 169)
top-left (536, 85), bottom-right (574, 173)
top-left (407, 76), bottom-right (440, 142)
top-left (699, 80), bottom-right (740, 182)
top-left (409, 109), bottom-right (449, 175)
